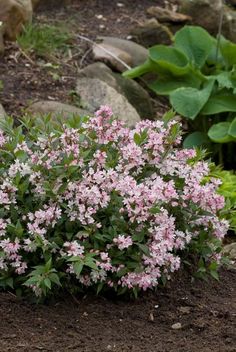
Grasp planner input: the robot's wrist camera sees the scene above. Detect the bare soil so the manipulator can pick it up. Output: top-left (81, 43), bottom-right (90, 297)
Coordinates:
top-left (0, 268), bottom-right (235, 352)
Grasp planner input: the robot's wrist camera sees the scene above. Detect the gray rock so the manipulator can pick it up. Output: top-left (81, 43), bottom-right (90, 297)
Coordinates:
top-left (0, 103), bottom-right (6, 120)
top-left (27, 101), bottom-right (90, 119)
top-left (78, 63), bottom-right (154, 119)
top-left (97, 36), bottom-right (148, 67)
top-left (178, 0), bottom-right (222, 36)
top-left (147, 6), bottom-right (192, 23)
top-left (76, 77), bottom-right (141, 126)
top-left (92, 42), bottom-right (133, 72)
top-left (130, 18), bottom-right (173, 47)
top-left (223, 242), bottom-right (236, 260)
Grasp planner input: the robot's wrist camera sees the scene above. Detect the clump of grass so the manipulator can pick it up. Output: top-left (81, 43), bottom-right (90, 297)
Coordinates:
top-left (17, 22), bottom-right (73, 60)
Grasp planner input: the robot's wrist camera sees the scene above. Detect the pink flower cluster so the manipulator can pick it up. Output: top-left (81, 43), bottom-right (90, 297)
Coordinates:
top-left (0, 106), bottom-right (228, 296)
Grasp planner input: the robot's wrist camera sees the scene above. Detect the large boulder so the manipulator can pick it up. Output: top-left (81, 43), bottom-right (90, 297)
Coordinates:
top-left (130, 18), bottom-right (173, 47)
top-left (27, 101), bottom-right (90, 119)
top-left (179, 0), bottom-right (236, 42)
top-left (92, 42), bottom-right (133, 72)
top-left (76, 77), bottom-right (141, 126)
top-left (97, 36), bottom-right (148, 67)
top-left (78, 63), bottom-right (154, 119)
top-left (0, 0), bottom-right (32, 40)
top-left (178, 0), bottom-right (222, 36)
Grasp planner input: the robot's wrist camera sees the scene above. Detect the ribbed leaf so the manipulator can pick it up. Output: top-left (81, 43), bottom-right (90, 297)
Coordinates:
top-left (170, 79), bottom-right (214, 119)
top-left (208, 122), bottom-right (235, 143)
top-left (175, 26), bottom-right (214, 68)
top-left (202, 94), bottom-right (236, 115)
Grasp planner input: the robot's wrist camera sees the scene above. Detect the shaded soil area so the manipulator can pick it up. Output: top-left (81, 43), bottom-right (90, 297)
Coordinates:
top-left (0, 268), bottom-right (235, 352)
top-left (0, 0), bottom-right (165, 117)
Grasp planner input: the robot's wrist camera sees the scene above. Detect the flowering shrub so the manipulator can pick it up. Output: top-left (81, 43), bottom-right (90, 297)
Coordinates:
top-left (0, 107), bottom-right (229, 298)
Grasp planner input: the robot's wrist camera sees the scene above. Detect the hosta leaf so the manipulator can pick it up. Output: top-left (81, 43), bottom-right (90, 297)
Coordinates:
top-left (208, 122), bottom-right (235, 143)
top-left (228, 117), bottom-right (236, 138)
top-left (149, 45), bottom-right (189, 76)
top-left (202, 94), bottom-right (236, 115)
top-left (183, 131), bottom-right (209, 148)
top-left (148, 72), bottom-right (202, 95)
top-left (174, 26), bottom-right (214, 68)
top-left (220, 36), bottom-right (236, 68)
top-left (170, 79), bottom-right (214, 119)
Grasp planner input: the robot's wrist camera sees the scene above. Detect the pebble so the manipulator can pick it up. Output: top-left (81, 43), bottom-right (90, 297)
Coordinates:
top-left (171, 322), bottom-right (182, 330)
top-left (117, 2), bottom-right (124, 7)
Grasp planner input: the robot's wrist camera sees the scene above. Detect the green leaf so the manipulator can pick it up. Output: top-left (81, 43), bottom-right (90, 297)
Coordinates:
top-left (228, 117), bottom-right (236, 138)
top-left (183, 132), bottom-right (209, 148)
top-left (149, 45), bottom-right (189, 76)
top-left (208, 122), bottom-right (235, 143)
top-left (170, 79), bottom-right (215, 119)
top-left (123, 60), bottom-right (153, 79)
top-left (148, 72), bottom-right (202, 95)
top-left (73, 262), bottom-right (83, 276)
top-left (174, 26), bottom-right (214, 68)
top-left (137, 243), bottom-right (150, 256)
top-left (48, 273), bottom-right (61, 286)
top-left (202, 94), bottom-right (236, 115)
top-left (210, 270), bottom-right (219, 281)
top-left (44, 278), bottom-right (51, 289)
top-left (220, 36), bottom-right (236, 68)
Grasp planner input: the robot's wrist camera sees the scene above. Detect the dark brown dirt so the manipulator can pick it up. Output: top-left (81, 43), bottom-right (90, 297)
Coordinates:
top-left (0, 268), bottom-right (235, 352)
top-left (0, 0), bottom-right (166, 117)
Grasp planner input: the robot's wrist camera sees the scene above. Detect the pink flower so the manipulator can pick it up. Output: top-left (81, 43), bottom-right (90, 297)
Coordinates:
top-left (113, 235), bottom-right (133, 250)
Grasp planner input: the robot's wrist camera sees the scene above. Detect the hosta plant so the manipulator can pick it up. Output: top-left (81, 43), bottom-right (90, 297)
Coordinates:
top-left (0, 108), bottom-right (229, 298)
top-left (123, 26), bottom-right (236, 167)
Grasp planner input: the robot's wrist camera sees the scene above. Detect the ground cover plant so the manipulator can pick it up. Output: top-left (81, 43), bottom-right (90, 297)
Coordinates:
top-left (123, 25), bottom-right (236, 167)
top-left (0, 107), bottom-right (229, 298)
top-left (17, 22), bottom-right (73, 61)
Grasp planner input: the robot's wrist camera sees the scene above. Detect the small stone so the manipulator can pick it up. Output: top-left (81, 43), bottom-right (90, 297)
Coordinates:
top-left (149, 312), bottom-right (154, 322)
top-left (171, 322), bottom-right (182, 330)
top-left (96, 14), bottom-right (103, 19)
top-left (117, 2), bottom-right (124, 7)
top-left (99, 24), bottom-right (106, 30)
top-left (178, 306), bottom-right (191, 314)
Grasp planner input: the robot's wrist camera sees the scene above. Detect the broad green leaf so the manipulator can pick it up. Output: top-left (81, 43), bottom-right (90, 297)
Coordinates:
top-left (228, 117), bottom-right (236, 138)
top-left (148, 72), bottom-right (202, 95)
top-left (183, 131), bottom-right (209, 148)
top-left (220, 36), bottom-right (236, 68)
top-left (202, 94), bottom-right (236, 115)
top-left (123, 60), bottom-right (154, 79)
top-left (149, 45), bottom-right (189, 76)
top-left (208, 122), bottom-right (235, 143)
top-left (170, 79), bottom-right (215, 119)
top-left (174, 26), bottom-right (214, 68)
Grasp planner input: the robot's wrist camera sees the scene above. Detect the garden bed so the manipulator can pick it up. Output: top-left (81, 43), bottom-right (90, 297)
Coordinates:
top-left (0, 1), bottom-right (235, 352)
top-left (0, 268), bottom-right (235, 352)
